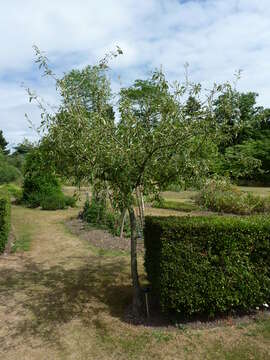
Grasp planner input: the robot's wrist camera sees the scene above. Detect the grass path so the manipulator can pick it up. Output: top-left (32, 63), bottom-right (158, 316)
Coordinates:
top-left (0, 205), bottom-right (269, 360)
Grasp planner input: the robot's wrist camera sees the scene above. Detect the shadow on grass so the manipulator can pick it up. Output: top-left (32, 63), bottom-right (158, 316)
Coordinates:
top-left (0, 256), bottom-right (133, 348)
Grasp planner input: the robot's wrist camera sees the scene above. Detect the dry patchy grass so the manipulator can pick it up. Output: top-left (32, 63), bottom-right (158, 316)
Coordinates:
top-left (0, 199), bottom-right (269, 359)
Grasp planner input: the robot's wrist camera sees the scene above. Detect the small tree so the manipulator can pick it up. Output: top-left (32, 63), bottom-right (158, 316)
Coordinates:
top-left (29, 47), bottom-right (235, 315)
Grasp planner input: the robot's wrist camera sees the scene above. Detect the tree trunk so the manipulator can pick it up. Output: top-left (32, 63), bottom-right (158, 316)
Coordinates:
top-left (136, 188), bottom-right (144, 233)
top-left (119, 208), bottom-right (127, 239)
top-left (128, 207), bottom-right (142, 316)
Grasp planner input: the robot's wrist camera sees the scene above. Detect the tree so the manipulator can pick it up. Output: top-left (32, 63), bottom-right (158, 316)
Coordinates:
top-left (13, 138), bottom-right (34, 156)
top-left (0, 130), bottom-right (9, 155)
top-left (29, 47), bottom-right (235, 315)
top-left (214, 90), bottom-right (270, 183)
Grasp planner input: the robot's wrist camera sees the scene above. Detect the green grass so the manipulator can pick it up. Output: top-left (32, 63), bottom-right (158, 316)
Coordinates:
top-left (11, 229), bottom-right (31, 252)
top-left (152, 199), bottom-right (199, 212)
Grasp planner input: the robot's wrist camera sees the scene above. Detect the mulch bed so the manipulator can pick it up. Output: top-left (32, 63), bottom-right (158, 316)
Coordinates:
top-left (65, 217), bottom-right (145, 254)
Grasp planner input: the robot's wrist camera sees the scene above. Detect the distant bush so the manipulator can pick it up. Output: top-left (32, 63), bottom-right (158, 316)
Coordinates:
top-left (40, 193), bottom-right (76, 210)
top-left (41, 193), bottom-right (67, 210)
top-left (195, 178), bottom-right (270, 214)
top-left (152, 198), bottom-right (199, 212)
top-left (144, 215), bottom-right (270, 317)
top-left (0, 162), bottom-right (21, 185)
top-left (0, 191), bottom-right (11, 253)
top-left (21, 149), bottom-right (76, 209)
top-left (64, 195), bottom-right (77, 208)
top-left (0, 184), bottom-right (22, 203)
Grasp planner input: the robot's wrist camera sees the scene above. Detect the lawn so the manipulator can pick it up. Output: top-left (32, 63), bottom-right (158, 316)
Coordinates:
top-left (0, 189), bottom-right (269, 359)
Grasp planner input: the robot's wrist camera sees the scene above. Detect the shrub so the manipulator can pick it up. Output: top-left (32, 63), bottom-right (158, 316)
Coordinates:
top-left (81, 197), bottom-right (107, 224)
top-left (22, 149), bottom-right (72, 209)
top-left (81, 197), bottom-right (130, 236)
top-left (64, 195), bottom-right (77, 208)
top-left (144, 215), bottom-right (270, 317)
top-left (0, 162), bottom-right (21, 184)
top-left (195, 178), bottom-right (270, 214)
top-left (0, 184), bottom-right (22, 203)
top-left (0, 191), bottom-right (11, 253)
top-left (41, 193), bottom-right (67, 210)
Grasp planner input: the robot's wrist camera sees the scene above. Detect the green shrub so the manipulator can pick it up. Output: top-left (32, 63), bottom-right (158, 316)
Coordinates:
top-left (152, 198), bottom-right (199, 212)
top-left (81, 197), bottom-right (130, 236)
top-left (22, 148), bottom-right (70, 209)
top-left (81, 197), bottom-right (107, 224)
top-left (195, 179), bottom-right (270, 214)
top-left (64, 195), bottom-right (77, 208)
top-left (144, 215), bottom-right (270, 317)
top-left (41, 193), bottom-right (67, 210)
top-left (0, 162), bottom-right (21, 184)
top-left (0, 184), bottom-right (22, 203)
top-left (0, 192), bottom-right (11, 253)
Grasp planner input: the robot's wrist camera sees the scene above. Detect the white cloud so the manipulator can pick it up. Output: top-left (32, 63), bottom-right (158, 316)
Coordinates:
top-left (1, 0), bottom-right (270, 145)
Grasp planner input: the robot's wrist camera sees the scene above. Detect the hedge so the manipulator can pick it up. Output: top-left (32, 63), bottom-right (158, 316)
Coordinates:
top-left (144, 216), bottom-right (270, 317)
top-left (0, 191), bottom-right (11, 253)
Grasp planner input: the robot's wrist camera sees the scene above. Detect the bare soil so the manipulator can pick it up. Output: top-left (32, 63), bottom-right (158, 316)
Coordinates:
top-left (65, 217), bottom-right (144, 254)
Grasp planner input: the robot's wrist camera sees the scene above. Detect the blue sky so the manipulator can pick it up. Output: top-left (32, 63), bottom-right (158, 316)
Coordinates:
top-left (1, 0), bottom-right (270, 147)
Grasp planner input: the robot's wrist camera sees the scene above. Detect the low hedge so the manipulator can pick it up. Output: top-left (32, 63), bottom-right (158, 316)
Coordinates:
top-left (144, 216), bottom-right (270, 317)
top-left (0, 191), bottom-right (11, 253)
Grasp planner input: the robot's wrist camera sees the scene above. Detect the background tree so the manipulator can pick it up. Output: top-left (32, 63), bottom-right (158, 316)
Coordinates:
top-left (0, 130), bottom-right (9, 155)
top-left (214, 90), bottom-right (270, 183)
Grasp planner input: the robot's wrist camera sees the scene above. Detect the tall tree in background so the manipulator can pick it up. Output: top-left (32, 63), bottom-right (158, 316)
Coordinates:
top-left (214, 90), bottom-right (270, 183)
top-left (0, 130), bottom-right (9, 155)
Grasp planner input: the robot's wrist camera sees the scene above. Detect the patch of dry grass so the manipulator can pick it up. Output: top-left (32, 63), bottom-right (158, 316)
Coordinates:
top-left (0, 198), bottom-right (269, 359)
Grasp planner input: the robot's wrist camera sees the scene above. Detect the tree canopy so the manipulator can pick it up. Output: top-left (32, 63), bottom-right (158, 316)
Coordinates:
top-left (0, 130), bottom-right (9, 155)
top-left (28, 47), bottom-right (266, 314)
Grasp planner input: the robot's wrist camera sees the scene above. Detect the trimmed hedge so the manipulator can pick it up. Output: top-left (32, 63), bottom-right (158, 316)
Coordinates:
top-left (144, 216), bottom-right (270, 317)
top-left (0, 191), bottom-right (11, 253)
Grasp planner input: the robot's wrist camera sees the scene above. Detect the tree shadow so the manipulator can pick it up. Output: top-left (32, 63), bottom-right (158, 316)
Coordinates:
top-left (0, 256), bottom-right (133, 348)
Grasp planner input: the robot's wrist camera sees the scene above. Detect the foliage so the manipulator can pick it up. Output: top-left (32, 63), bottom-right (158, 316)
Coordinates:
top-left (13, 139), bottom-right (34, 156)
top-left (22, 148), bottom-right (62, 207)
top-left (28, 46), bottom-right (246, 314)
top-left (8, 139), bottom-right (35, 172)
top-left (22, 147), bottom-right (76, 209)
top-left (0, 191), bottom-right (11, 253)
top-left (0, 152), bottom-right (21, 184)
top-left (0, 184), bottom-right (22, 203)
top-left (40, 193), bottom-right (67, 210)
top-left (195, 178), bottom-right (270, 214)
top-left (213, 90), bottom-right (270, 183)
top-left (152, 198), bottom-right (199, 212)
top-left (63, 194), bottom-right (77, 208)
top-left (144, 215), bottom-right (270, 317)
top-left (81, 197), bottom-right (130, 236)
top-left (0, 129), bottom-right (9, 155)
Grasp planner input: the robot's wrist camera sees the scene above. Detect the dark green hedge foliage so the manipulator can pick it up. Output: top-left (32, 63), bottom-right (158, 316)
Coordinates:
top-left (0, 192), bottom-right (11, 253)
top-left (144, 216), bottom-right (270, 317)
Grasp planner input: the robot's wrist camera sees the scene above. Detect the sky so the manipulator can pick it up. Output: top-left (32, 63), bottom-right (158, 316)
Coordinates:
top-left (1, 0), bottom-right (270, 148)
